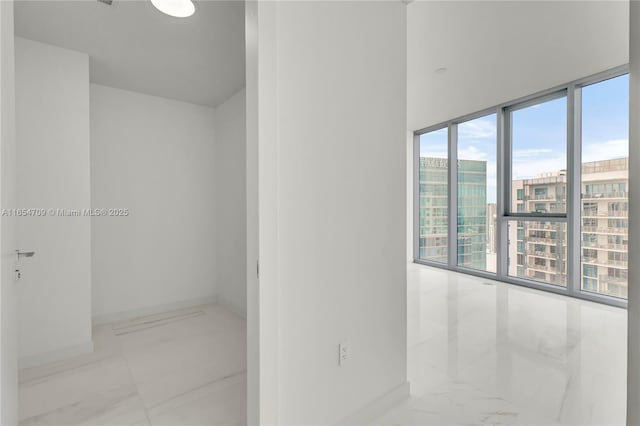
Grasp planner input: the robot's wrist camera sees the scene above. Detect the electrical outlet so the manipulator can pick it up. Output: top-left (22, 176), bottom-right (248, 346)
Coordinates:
top-left (338, 342), bottom-right (349, 366)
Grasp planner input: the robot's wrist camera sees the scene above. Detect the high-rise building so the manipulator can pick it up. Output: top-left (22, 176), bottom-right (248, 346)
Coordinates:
top-left (457, 159), bottom-right (488, 270)
top-left (580, 158), bottom-right (628, 298)
top-left (510, 158), bottom-right (628, 297)
top-left (486, 203), bottom-right (497, 270)
top-left (418, 157), bottom-right (487, 270)
top-left (509, 171), bottom-right (568, 286)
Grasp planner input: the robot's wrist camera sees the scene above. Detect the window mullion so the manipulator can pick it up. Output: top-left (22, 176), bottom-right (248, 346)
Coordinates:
top-left (497, 107), bottom-right (508, 279)
top-left (449, 123), bottom-right (458, 267)
top-left (567, 85), bottom-right (582, 296)
top-left (413, 133), bottom-right (420, 261)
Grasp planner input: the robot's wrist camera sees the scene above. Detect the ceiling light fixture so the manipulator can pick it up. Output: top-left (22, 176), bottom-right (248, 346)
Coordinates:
top-left (151, 0), bottom-right (195, 18)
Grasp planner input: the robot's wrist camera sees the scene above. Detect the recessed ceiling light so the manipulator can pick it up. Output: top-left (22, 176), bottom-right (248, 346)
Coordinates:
top-left (151, 0), bottom-right (195, 18)
top-left (435, 67), bottom-right (447, 74)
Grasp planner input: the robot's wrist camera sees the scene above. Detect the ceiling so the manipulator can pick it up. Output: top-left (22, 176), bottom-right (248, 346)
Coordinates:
top-left (14, 0), bottom-right (245, 108)
top-left (407, 1), bottom-right (628, 131)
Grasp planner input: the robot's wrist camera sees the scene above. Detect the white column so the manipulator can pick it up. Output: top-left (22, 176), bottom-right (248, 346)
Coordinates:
top-left (245, 1), bottom-right (279, 424)
top-left (0, 0), bottom-right (17, 424)
top-left (628, 2), bottom-right (640, 425)
top-left (247, 1), bottom-right (408, 424)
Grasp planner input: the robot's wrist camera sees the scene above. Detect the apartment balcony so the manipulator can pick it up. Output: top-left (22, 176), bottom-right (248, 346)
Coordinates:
top-left (525, 270), bottom-right (566, 284)
top-left (581, 241), bottom-right (628, 251)
top-left (581, 226), bottom-right (628, 234)
top-left (547, 274), bottom-right (567, 285)
top-left (530, 251), bottom-right (559, 259)
top-left (598, 244), bottom-right (628, 251)
top-left (582, 191), bottom-right (628, 200)
top-left (599, 275), bottom-right (628, 287)
top-left (525, 237), bottom-right (565, 245)
top-left (525, 223), bottom-right (558, 231)
top-left (581, 211), bottom-right (628, 218)
top-left (607, 211), bottom-right (628, 217)
top-left (527, 262), bottom-right (561, 274)
top-left (526, 194), bottom-right (557, 201)
top-left (582, 258), bottom-right (628, 269)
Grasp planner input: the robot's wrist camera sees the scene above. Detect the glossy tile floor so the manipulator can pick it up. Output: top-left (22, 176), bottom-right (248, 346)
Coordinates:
top-left (18, 304), bottom-right (246, 426)
top-left (373, 264), bottom-right (627, 426)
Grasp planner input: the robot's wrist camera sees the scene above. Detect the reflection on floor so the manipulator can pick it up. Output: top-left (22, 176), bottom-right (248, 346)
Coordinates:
top-left (19, 304), bottom-right (246, 426)
top-left (373, 264), bottom-right (627, 425)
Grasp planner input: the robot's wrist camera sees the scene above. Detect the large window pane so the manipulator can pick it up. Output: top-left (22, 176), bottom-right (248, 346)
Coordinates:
top-left (508, 220), bottom-right (567, 286)
top-left (511, 96), bottom-right (567, 214)
top-left (418, 128), bottom-right (448, 263)
top-left (580, 74), bottom-right (629, 299)
top-left (457, 114), bottom-right (497, 273)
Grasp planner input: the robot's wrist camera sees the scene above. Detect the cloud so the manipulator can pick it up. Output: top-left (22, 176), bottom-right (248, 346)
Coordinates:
top-left (421, 148), bottom-right (447, 158)
top-left (513, 148), bottom-right (553, 157)
top-left (458, 145), bottom-right (489, 161)
top-left (458, 118), bottom-right (496, 140)
top-left (513, 157), bottom-right (566, 180)
top-left (582, 139), bottom-right (628, 163)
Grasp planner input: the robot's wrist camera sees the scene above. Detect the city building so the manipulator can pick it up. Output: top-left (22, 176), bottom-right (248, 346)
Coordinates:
top-left (580, 158), bottom-right (629, 298)
top-left (509, 171), bottom-right (568, 286)
top-left (418, 157), bottom-right (488, 270)
top-left (510, 158), bottom-right (628, 297)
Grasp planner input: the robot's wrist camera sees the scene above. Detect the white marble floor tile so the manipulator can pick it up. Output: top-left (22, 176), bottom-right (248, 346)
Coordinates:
top-left (147, 372), bottom-right (246, 426)
top-left (19, 325), bottom-right (122, 385)
top-left (20, 356), bottom-right (136, 421)
top-left (21, 385), bottom-right (149, 426)
top-left (373, 264), bottom-right (627, 426)
top-left (121, 324), bottom-right (246, 407)
top-left (18, 303), bottom-right (246, 426)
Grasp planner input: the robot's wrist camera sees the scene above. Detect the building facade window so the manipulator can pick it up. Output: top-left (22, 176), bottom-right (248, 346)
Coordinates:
top-left (418, 128), bottom-right (449, 263)
top-left (415, 68), bottom-right (628, 306)
top-left (457, 114), bottom-right (497, 273)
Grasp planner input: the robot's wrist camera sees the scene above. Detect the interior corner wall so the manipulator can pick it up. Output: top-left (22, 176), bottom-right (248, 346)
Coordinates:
top-left (15, 37), bottom-right (92, 367)
top-left (90, 84), bottom-right (218, 322)
top-left (251, 2), bottom-right (408, 423)
top-left (214, 88), bottom-right (247, 317)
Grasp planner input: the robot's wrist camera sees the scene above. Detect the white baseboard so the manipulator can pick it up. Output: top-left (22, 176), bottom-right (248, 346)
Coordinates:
top-left (217, 295), bottom-right (246, 319)
top-left (19, 341), bottom-right (94, 370)
top-left (92, 295), bottom-right (218, 326)
top-left (337, 381), bottom-right (410, 425)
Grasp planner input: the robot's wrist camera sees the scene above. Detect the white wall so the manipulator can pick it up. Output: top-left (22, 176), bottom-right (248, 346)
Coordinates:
top-left (15, 37), bottom-right (92, 367)
top-left (1, 1), bottom-right (18, 423)
top-left (407, 0), bottom-right (629, 131)
top-left (90, 84), bottom-right (218, 322)
top-left (214, 89), bottom-right (246, 317)
top-left (628, 3), bottom-right (638, 424)
top-left (248, 2), bottom-right (407, 423)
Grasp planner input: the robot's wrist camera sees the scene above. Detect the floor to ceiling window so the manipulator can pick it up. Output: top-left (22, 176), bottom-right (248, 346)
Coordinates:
top-left (507, 95), bottom-right (568, 287)
top-left (580, 74), bottom-right (629, 299)
top-left (414, 68), bottom-right (629, 306)
top-left (418, 128), bottom-right (449, 263)
top-left (457, 114), bottom-right (497, 273)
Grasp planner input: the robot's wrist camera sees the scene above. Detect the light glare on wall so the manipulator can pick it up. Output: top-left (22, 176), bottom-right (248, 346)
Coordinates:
top-left (151, 0), bottom-right (195, 18)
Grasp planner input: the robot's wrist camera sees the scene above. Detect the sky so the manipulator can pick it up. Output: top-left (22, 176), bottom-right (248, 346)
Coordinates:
top-left (420, 74), bottom-right (629, 204)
